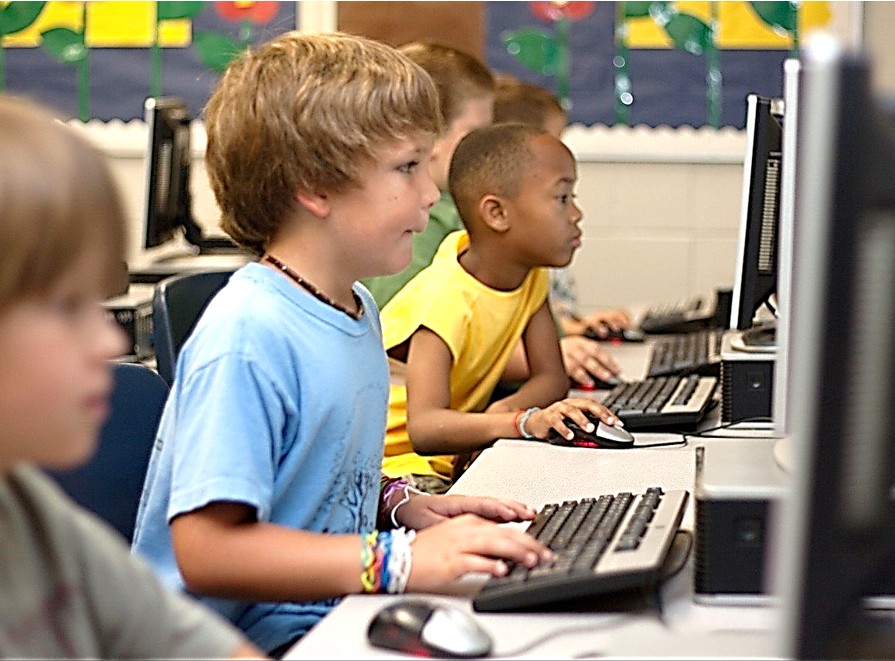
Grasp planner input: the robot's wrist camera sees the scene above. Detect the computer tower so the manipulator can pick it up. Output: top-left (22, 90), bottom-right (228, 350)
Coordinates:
top-left (720, 330), bottom-right (775, 423)
top-left (694, 439), bottom-right (786, 605)
top-left (103, 284), bottom-right (154, 361)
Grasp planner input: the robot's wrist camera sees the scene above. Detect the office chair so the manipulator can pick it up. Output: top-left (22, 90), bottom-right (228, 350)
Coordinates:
top-left (152, 269), bottom-right (233, 385)
top-left (46, 361), bottom-right (169, 542)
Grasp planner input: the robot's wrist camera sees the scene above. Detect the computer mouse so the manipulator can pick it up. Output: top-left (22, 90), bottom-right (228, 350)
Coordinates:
top-left (547, 415), bottom-right (635, 449)
top-left (367, 599), bottom-right (493, 658)
top-left (572, 375), bottom-right (621, 391)
top-left (584, 327), bottom-right (646, 343)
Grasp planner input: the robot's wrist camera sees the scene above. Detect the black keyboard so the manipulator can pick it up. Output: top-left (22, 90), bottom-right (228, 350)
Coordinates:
top-left (601, 375), bottom-right (718, 430)
top-left (473, 488), bottom-right (689, 612)
top-left (638, 296), bottom-right (714, 335)
top-left (646, 329), bottom-right (722, 378)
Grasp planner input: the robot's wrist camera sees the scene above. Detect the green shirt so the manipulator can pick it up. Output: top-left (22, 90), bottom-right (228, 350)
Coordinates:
top-left (363, 190), bottom-right (464, 309)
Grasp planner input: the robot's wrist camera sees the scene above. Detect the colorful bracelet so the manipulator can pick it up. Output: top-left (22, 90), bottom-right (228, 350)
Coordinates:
top-left (518, 406), bottom-right (541, 439)
top-left (360, 529), bottom-right (415, 594)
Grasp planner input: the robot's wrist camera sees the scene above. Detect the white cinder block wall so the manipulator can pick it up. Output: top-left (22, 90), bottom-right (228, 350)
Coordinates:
top-left (71, 120), bottom-right (747, 311)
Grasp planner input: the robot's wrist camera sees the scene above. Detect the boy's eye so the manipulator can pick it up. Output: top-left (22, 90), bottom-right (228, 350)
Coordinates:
top-left (398, 160), bottom-right (419, 174)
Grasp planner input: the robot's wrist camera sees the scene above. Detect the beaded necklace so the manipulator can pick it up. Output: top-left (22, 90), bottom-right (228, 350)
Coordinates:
top-left (263, 253), bottom-right (363, 320)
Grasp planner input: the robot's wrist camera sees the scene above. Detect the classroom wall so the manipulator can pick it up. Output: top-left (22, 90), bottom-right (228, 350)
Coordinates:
top-left (71, 2), bottom-right (894, 312)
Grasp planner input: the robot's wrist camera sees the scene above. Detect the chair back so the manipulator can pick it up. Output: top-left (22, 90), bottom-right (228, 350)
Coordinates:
top-left (152, 269), bottom-right (232, 385)
top-left (46, 362), bottom-right (169, 542)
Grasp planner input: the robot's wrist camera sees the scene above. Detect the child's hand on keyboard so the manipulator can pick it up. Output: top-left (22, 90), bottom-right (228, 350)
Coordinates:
top-left (520, 398), bottom-right (621, 442)
top-left (408, 514), bottom-right (553, 589)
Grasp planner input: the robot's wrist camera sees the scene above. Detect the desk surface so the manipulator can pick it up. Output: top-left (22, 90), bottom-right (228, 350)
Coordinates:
top-left (286, 336), bottom-right (785, 659)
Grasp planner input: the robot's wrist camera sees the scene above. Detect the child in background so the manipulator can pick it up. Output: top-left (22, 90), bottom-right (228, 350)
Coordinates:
top-left (131, 33), bottom-right (549, 658)
top-left (363, 40), bottom-right (495, 308)
top-left (380, 123), bottom-right (623, 492)
top-left (493, 78), bottom-right (633, 345)
top-left (0, 95), bottom-right (261, 659)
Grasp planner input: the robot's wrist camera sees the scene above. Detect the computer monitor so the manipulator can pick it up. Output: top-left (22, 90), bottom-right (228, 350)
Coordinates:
top-left (771, 59), bottom-right (801, 439)
top-left (143, 97), bottom-right (197, 256)
top-left (729, 93), bottom-right (784, 343)
top-left (771, 37), bottom-right (895, 659)
top-left (142, 97), bottom-right (237, 263)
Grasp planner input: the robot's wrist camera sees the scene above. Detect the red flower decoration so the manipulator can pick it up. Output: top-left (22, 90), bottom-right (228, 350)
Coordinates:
top-left (214, 1), bottom-right (279, 24)
top-left (530, 1), bottom-right (595, 22)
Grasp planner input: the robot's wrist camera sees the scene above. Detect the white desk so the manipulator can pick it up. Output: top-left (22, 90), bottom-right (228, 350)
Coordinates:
top-left (288, 437), bottom-right (783, 659)
top-left (286, 338), bottom-right (784, 659)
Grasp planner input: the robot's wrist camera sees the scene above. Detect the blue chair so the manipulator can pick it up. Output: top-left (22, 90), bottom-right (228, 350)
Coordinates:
top-left (46, 361), bottom-right (169, 542)
top-left (152, 269), bottom-right (233, 386)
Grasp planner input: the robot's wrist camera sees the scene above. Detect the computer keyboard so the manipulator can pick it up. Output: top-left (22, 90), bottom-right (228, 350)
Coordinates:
top-left (638, 296), bottom-right (714, 335)
top-left (646, 329), bottom-right (722, 378)
top-left (472, 487), bottom-right (689, 612)
top-left (601, 374), bottom-right (718, 430)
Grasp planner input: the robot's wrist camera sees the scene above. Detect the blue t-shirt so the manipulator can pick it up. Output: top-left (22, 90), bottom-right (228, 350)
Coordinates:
top-left (132, 262), bottom-right (389, 653)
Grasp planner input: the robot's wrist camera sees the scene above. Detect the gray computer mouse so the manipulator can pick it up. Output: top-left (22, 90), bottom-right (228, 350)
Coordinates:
top-left (367, 599), bottom-right (492, 658)
top-left (548, 415), bottom-right (635, 449)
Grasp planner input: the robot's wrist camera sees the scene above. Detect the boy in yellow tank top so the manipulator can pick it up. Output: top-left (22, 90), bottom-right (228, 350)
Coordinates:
top-left (380, 123), bottom-right (624, 492)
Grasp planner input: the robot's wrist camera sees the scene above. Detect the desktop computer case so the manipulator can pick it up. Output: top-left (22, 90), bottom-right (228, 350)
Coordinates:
top-left (720, 331), bottom-right (775, 423)
top-left (693, 440), bottom-right (786, 605)
top-left (102, 283), bottom-right (155, 361)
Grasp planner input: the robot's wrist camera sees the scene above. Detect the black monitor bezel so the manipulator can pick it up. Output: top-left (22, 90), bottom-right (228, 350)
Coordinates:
top-left (730, 94), bottom-right (784, 332)
top-left (143, 96), bottom-right (193, 251)
top-left (773, 40), bottom-right (895, 659)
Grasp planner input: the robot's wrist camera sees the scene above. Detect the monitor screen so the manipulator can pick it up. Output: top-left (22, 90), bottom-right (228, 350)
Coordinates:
top-left (770, 37), bottom-right (895, 659)
top-left (730, 94), bottom-right (784, 341)
top-left (143, 96), bottom-right (197, 253)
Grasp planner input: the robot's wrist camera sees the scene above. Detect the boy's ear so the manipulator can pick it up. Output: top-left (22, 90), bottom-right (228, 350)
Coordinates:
top-left (480, 194), bottom-right (511, 233)
top-left (294, 189), bottom-right (330, 219)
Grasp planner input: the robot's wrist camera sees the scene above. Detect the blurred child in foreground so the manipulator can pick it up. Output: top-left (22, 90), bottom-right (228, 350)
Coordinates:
top-left (0, 95), bottom-right (261, 659)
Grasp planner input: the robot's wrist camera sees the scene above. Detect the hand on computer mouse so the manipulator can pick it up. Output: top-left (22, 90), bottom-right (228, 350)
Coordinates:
top-left (518, 398), bottom-right (619, 442)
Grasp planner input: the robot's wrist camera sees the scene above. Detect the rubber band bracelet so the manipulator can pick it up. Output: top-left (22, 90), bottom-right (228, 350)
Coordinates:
top-left (518, 406), bottom-right (540, 439)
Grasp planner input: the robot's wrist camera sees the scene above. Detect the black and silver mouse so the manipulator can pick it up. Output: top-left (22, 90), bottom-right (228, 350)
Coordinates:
top-left (548, 415), bottom-right (635, 449)
top-left (367, 599), bottom-right (492, 658)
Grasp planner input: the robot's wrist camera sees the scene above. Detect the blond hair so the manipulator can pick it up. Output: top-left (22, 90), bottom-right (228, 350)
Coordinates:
top-left (0, 96), bottom-right (126, 311)
top-left (449, 123), bottom-right (547, 234)
top-left (204, 32), bottom-right (442, 254)
top-left (399, 41), bottom-right (495, 127)
top-left (493, 78), bottom-right (567, 130)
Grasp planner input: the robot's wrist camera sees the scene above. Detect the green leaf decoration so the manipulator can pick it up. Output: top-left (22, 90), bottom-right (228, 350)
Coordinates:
top-left (40, 27), bottom-right (87, 64)
top-left (194, 31), bottom-right (244, 73)
top-left (624, 2), bottom-right (660, 19)
top-left (0, 1), bottom-right (46, 36)
top-left (157, 1), bottom-right (205, 22)
top-left (748, 1), bottom-right (796, 33)
top-left (664, 13), bottom-right (711, 55)
top-left (502, 28), bottom-right (558, 76)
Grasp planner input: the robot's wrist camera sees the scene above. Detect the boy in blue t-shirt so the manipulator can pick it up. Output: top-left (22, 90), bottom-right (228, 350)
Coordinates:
top-left (131, 32), bottom-right (550, 657)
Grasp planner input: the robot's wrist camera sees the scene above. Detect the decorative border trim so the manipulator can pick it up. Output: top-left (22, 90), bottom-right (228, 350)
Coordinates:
top-left (68, 119), bottom-right (747, 165)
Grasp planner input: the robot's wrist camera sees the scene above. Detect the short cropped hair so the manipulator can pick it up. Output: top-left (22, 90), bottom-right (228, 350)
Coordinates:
top-left (399, 41), bottom-right (495, 127)
top-left (448, 123), bottom-right (547, 233)
top-left (0, 96), bottom-right (126, 311)
top-left (204, 32), bottom-right (442, 254)
top-left (493, 78), bottom-right (566, 130)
